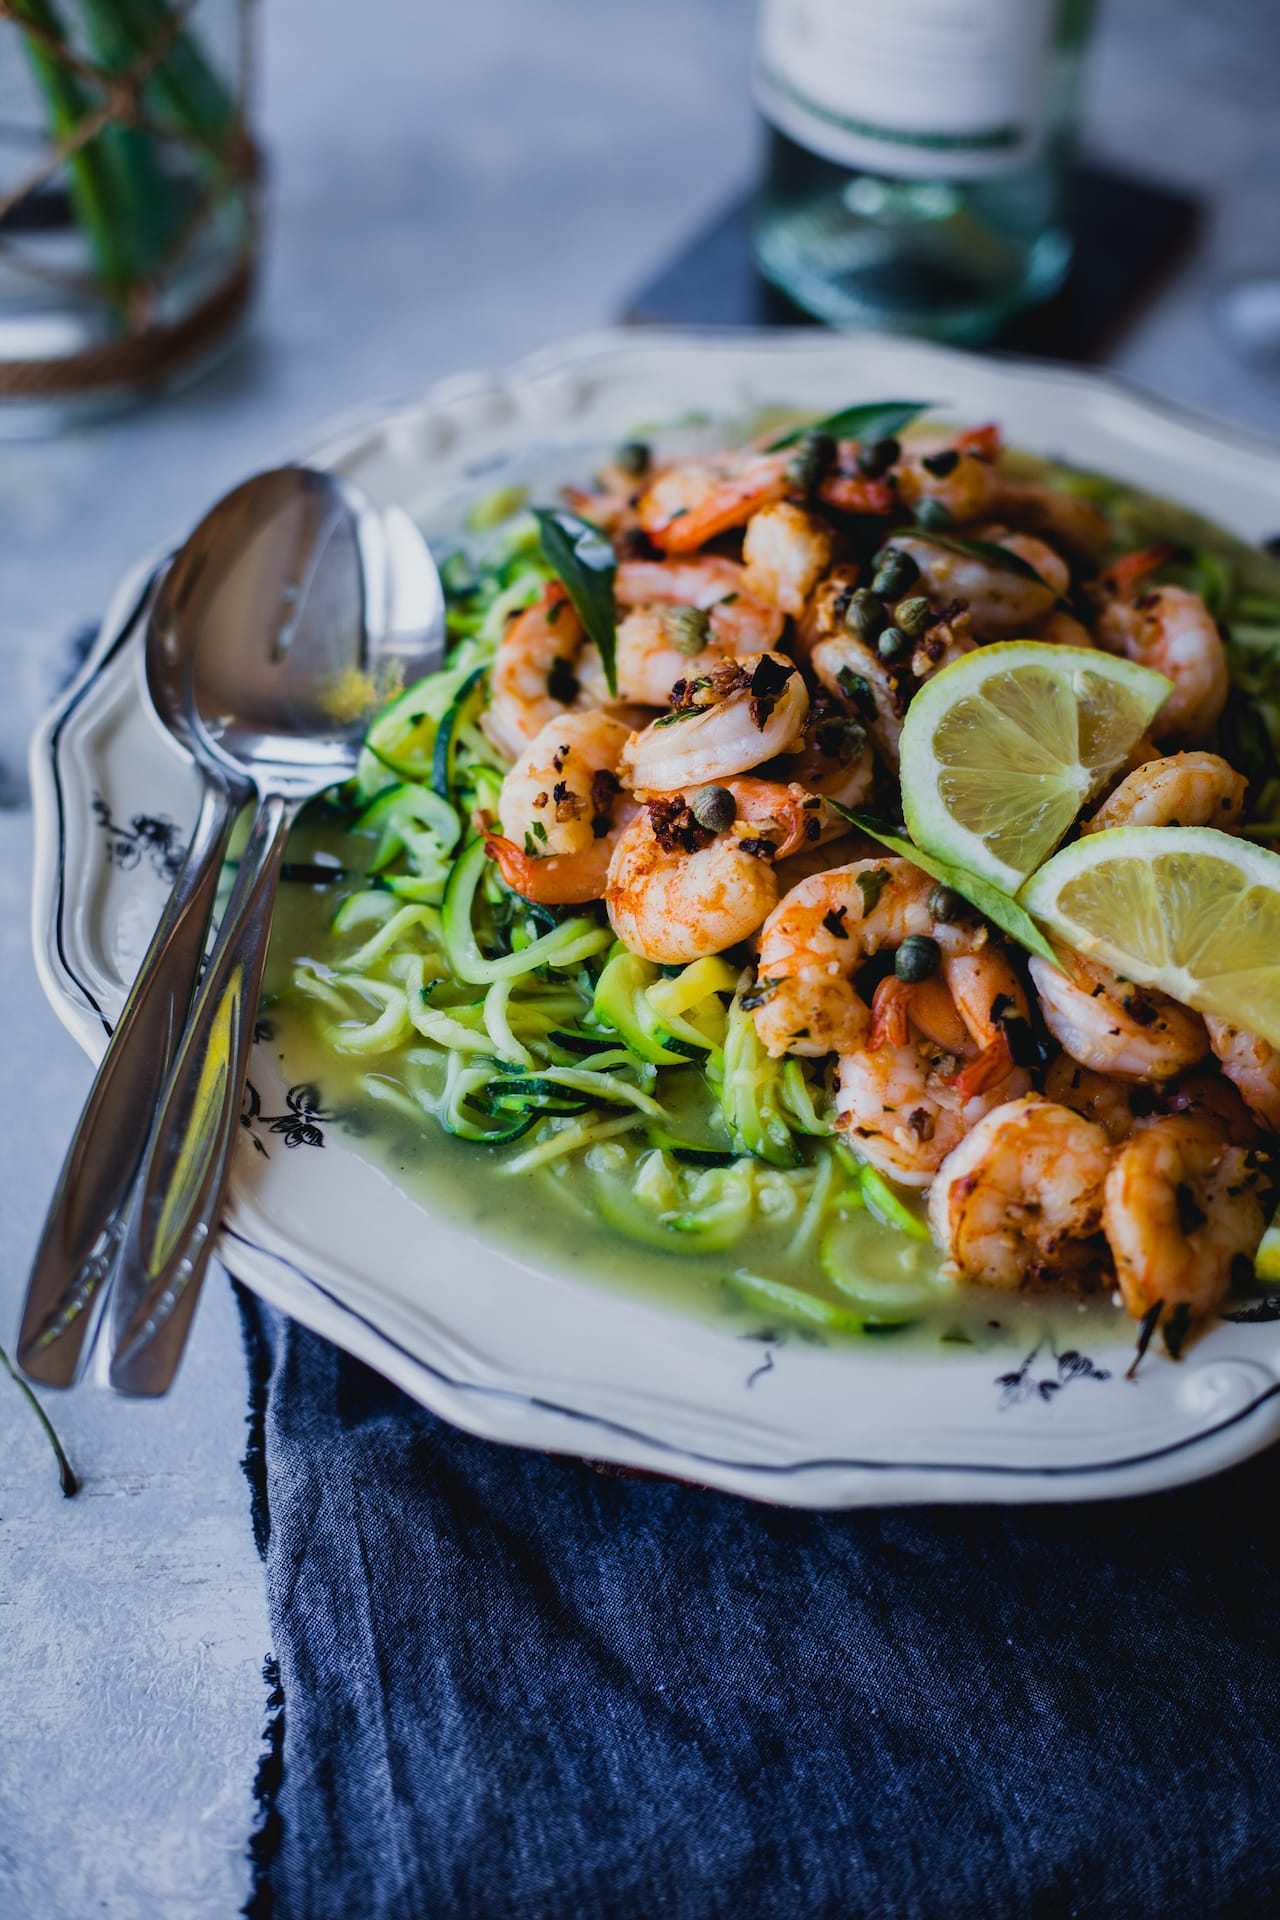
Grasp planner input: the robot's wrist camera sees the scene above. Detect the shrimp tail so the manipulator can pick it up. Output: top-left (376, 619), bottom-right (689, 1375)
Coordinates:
top-left (956, 423), bottom-right (1001, 460)
top-left (1103, 544), bottom-right (1179, 597)
top-left (951, 1032), bottom-right (1015, 1100)
top-left (868, 976), bottom-right (912, 1050)
top-left (483, 830), bottom-right (600, 906)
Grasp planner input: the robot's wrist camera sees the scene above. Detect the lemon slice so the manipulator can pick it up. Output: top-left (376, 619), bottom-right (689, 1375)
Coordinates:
top-left (899, 643), bottom-right (1170, 892)
top-left (1255, 1211), bottom-right (1280, 1286)
top-left (1022, 826), bottom-right (1280, 1047)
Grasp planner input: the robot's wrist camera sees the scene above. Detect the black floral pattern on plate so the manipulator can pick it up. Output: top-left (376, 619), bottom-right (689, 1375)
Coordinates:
top-left (242, 1081), bottom-right (331, 1156)
top-left (92, 793), bottom-right (185, 884)
top-left (997, 1338), bottom-right (1111, 1410)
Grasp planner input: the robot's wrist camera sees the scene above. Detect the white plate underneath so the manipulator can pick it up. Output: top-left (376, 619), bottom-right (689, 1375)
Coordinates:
top-left (29, 327), bottom-right (1280, 1507)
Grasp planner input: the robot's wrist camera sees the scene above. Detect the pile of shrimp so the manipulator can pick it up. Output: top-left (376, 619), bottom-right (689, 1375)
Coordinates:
top-left (476, 416), bottom-right (1275, 1340)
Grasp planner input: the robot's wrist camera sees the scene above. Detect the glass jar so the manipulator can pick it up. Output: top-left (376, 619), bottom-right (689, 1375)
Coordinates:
top-left (753, 0), bottom-right (1096, 343)
top-left (0, 0), bottom-right (258, 434)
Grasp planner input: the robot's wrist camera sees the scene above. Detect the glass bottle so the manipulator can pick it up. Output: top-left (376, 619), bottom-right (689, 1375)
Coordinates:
top-left (753, 0), bottom-right (1096, 343)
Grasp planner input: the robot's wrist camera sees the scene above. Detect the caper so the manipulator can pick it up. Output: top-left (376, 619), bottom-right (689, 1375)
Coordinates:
top-left (662, 606), bottom-right (712, 655)
top-left (856, 435), bottom-right (900, 478)
top-left (927, 884), bottom-right (964, 922)
top-left (876, 625), bottom-right (908, 662)
top-left (837, 666), bottom-right (874, 715)
top-left (922, 447), bottom-right (960, 477)
top-left (895, 934), bottom-right (941, 983)
top-left (915, 497), bottom-right (953, 531)
top-left (815, 714), bottom-right (867, 761)
top-left (870, 548), bottom-right (919, 598)
top-left (784, 428), bottom-right (836, 497)
top-left (614, 439), bottom-right (651, 477)
top-left (691, 784), bottom-right (737, 833)
top-left (895, 594), bottom-right (931, 639)
top-left (845, 587), bottom-right (886, 641)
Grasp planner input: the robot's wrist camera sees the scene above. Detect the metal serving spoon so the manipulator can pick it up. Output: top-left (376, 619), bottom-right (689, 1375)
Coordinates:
top-left (19, 483), bottom-right (271, 1386)
top-left (104, 468), bottom-right (443, 1395)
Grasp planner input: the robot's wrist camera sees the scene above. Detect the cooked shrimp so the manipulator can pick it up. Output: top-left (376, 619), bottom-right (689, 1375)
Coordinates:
top-left (485, 711), bottom-right (634, 905)
top-left (991, 480), bottom-right (1110, 565)
top-left (866, 972), bottom-right (972, 1056)
top-left (1104, 1114), bottom-right (1269, 1323)
top-left (1043, 1054), bottom-right (1143, 1145)
top-left (637, 448), bottom-right (792, 554)
top-left (810, 630), bottom-right (907, 771)
top-left (894, 441), bottom-right (1003, 524)
top-left (928, 1095), bottom-right (1113, 1289)
top-left (574, 557), bottom-right (784, 708)
top-left (837, 1038), bottom-right (1029, 1189)
top-left (482, 582), bottom-right (586, 762)
top-left (945, 947), bottom-right (1034, 1092)
top-left (1095, 548), bottom-right (1228, 740)
top-left (797, 565), bottom-right (909, 767)
top-left (561, 452), bottom-right (650, 539)
top-left (752, 857), bottom-right (1021, 1063)
top-left (620, 652), bottom-right (809, 790)
top-left (839, 961), bottom-right (1031, 1186)
top-left (1160, 1068), bottom-right (1266, 1148)
top-left (869, 943), bottom-right (1031, 1094)
top-left (605, 780), bottom-right (810, 965)
top-left (1044, 1052), bottom-right (1266, 1150)
top-left (617, 557), bottom-right (783, 650)
top-left (742, 502), bottom-right (833, 617)
top-left (753, 858), bottom-right (932, 1059)
top-left (1205, 1017), bottom-right (1280, 1131)
top-left (781, 698), bottom-right (875, 821)
top-left (816, 460), bottom-right (899, 519)
top-left (1082, 751), bottom-right (1246, 836)
top-left (1028, 951), bottom-right (1209, 1081)
top-left (890, 526), bottom-right (1068, 637)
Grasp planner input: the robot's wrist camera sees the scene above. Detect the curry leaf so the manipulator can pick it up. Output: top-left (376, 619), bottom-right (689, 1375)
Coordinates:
top-left (768, 401), bottom-right (933, 452)
top-left (899, 530), bottom-right (1053, 592)
top-left (534, 508), bottom-right (618, 696)
top-left (829, 805), bottom-right (1061, 967)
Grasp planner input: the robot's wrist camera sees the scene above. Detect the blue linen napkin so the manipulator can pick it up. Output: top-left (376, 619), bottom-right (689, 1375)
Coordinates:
top-left (236, 1285), bottom-right (1280, 1920)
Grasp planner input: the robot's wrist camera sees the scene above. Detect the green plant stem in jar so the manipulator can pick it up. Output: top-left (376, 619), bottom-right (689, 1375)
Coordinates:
top-left (1, 0), bottom-right (255, 427)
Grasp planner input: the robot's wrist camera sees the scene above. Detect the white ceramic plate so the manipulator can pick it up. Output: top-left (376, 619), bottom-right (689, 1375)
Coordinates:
top-left (30, 328), bottom-right (1280, 1507)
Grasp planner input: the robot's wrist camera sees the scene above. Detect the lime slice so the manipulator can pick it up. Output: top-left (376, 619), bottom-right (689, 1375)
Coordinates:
top-left (1022, 826), bottom-right (1280, 1047)
top-left (899, 643), bottom-right (1170, 892)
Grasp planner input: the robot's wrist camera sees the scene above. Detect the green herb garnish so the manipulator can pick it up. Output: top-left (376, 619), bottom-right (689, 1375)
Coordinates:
top-left (768, 401), bottom-right (932, 453)
top-left (534, 508), bottom-right (618, 696)
top-left (832, 806), bottom-right (1060, 966)
top-left (899, 531), bottom-right (1054, 593)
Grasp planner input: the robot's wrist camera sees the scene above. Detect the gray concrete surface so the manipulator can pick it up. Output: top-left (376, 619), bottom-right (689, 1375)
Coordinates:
top-left (2, 2), bottom-right (1278, 1914)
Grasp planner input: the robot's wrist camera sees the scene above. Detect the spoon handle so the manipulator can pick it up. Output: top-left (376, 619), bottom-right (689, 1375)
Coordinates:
top-left (107, 792), bottom-right (296, 1397)
top-left (17, 774), bottom-right (246, 1387)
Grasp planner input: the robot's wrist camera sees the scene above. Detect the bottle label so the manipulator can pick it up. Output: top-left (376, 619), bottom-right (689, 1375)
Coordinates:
top-left (755, 0), bottom-right (1057, 180)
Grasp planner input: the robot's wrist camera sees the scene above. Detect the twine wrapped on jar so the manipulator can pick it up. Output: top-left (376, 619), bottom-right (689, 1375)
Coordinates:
top-left (0, 0), bottom-right (259, 412)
